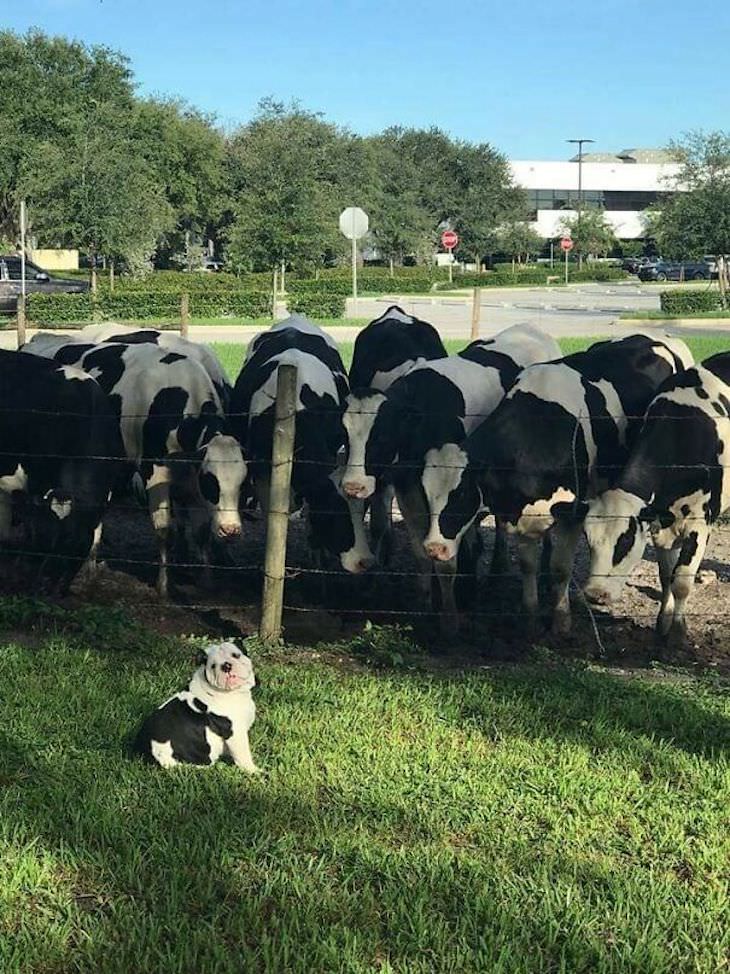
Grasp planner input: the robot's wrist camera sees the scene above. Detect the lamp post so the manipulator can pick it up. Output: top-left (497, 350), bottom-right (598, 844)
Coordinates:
top-left (567, 138), bottom-right (594, 269)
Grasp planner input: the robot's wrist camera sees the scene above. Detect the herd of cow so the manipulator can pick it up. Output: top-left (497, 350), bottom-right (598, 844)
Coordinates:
top-left (1, 307), bottom-right (729, 648)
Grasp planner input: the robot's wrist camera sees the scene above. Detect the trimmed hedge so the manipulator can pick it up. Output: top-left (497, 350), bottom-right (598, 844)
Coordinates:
top-left (435, 266), bottom-right (628, 289)
top-left (288, 274), bottom-right (435, 296)
top-left (27, 289), bottom-right (271, 324)
top-left (288, 293), bottom-right (346, 319)
top-left (659, 290), bottom-right (722, 314)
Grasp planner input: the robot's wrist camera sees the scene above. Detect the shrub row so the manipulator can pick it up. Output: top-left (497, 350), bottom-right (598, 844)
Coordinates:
top-left (287, 293), bottom-right (346, 318)
top-left (26, 289), bottom-right (271, 324)
top-left (435, 266), bottom-right (627, 289)
top-left (288, 275), bottom-right (435, 296)
top-left (659, 290), bottom-right (723, 314)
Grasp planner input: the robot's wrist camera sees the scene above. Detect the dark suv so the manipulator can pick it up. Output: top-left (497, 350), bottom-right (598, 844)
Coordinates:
top-left (0, 255), bottom-right (90, 313)
top-left (637, 259), bottom-right (715, 282)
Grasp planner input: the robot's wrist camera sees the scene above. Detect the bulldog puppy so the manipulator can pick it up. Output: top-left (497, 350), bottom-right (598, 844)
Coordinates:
top-left (133, 642), bottom-right (258, 771)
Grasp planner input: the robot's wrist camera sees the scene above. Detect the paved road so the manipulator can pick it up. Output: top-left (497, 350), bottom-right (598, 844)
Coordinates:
top-left (2, 283), bottom-right (729, 349)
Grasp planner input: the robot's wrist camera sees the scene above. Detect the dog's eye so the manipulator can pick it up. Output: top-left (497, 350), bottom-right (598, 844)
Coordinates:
top-left (233, 652), bottom-right (241, 659)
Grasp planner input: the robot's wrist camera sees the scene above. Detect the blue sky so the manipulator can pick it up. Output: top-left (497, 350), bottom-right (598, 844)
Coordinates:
top-left (5, 0), bottom-right (728, 158)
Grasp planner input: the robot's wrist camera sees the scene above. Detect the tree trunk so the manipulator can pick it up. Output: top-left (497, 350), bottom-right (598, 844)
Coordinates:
top-left (90, 261), bottom-right (97, 294)
top-left (109, 259), bottom-right (115, 292)
top-left (389, 257), bottom-right (394, 278)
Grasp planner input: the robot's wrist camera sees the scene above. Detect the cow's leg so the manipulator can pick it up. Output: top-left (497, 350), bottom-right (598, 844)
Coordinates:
top-left (80, 520), bottom-right (105, 577)
top-left (370, 484), bottom-right (394, 565)
top-left (397, 485), bottom-right (440, 624)
top-left (0, 490), bottom-right (14, 543)
top-left (549, 521), bottom-right (583, 635)
top-left (145, 464), bottom-right (173, 598)
top-left (665, 528), bottom-right (709, 647)
top-left (655, 544), bottom-right (682, 638)
top-left (517, 534), bottom-right (541, 632)
top-left (489, 516), bottom-right (509, 577)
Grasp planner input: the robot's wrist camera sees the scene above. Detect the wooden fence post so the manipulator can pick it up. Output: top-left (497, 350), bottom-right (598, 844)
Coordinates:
top-left (470, 287), bottom-right (481, 340)
top-left (16, 295), bottom-right (26, 348)
top-left (180, 292), bottom-right (190, 339)
top-left (260, 363), bottom-right (298, 643)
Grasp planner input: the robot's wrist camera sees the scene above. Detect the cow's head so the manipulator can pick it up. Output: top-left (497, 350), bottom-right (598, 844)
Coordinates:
top-left (197, 434), bottom-right (248, 540)
top-left (552, 489), bottom-right (655, 604)
top-left (306, 473), bottom-right (376, 574)
top-left (341, 390), bottom-right (391, 500)
top-left (421, 443), bottom-right (483, 562)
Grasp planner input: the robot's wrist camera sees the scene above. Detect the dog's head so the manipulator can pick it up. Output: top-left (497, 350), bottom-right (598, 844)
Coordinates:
top-left (203, 642), bottom-right (255, 692)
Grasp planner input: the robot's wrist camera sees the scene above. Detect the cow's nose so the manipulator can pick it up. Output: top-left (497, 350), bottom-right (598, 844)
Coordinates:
top-left (357, 556), bottom-right (375, 573)
top-left (424, 541), bottom-right (452, 562)
top-left (343, 481), bottom-right (367, 498)
top-left (221, 661), bottom-right (232, 673)
top-left (218, 522), bottom-right (241, 539)
top-left (584, 584), bottom-right (611, 606)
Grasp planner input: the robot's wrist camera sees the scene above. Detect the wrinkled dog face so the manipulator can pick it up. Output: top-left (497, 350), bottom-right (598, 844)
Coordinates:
top-left (204, 642), bottom-right (255, 692)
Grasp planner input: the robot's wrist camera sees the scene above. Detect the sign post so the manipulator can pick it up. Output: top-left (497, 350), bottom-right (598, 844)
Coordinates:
top-left (560, 236), bottom-right (573, 284)
top-left (339, 207), bottom-right (369, 315)
top-left (441, 229), bottom-right (459, 284)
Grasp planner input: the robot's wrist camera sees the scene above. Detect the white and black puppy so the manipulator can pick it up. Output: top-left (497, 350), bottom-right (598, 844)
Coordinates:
top-left (133, 642), bottom-right (258, 771)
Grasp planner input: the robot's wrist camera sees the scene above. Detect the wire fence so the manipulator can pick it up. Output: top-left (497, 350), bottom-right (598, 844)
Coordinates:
top-left (2, 370), bottom-right (730, 650)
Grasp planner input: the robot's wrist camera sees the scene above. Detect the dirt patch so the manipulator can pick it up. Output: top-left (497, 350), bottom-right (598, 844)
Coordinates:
top-left (2, 495), bottom-right (730, 674)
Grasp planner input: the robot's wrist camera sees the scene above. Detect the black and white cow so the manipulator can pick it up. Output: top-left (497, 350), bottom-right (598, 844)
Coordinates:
top-left (230, 316), bottom-right (374, 574)
top-left (27, 324), bottom-right (231, 406)
top-left (573, 352), bottom-right (730, 644)
top-left (340, 324), bottom-right (561, 628)
top-left (22, 338), bottom-right (247, 596)
top-left (346, 305), bottom-right (447, 561)
top-left (438, 333), bottom-right (694, 634)
top-left (349, 305), bottom-right (446, 391)
top-left (0, 349), bottom-right (121, 588)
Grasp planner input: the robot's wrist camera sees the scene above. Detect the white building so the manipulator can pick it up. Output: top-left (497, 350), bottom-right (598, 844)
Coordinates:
top-left (510, 148), bottom-right (681, 240)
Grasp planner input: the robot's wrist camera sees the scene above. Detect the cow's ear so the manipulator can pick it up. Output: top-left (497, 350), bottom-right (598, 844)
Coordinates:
top-left (551, 500), bottom-right (589, 524)
top-left (639, 505), bottom-right (674, 529)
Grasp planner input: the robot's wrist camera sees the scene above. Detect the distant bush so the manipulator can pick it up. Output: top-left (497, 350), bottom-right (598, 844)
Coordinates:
top-left (659, 290), bottom-right (722, 314)
top-left (27, 289), bottom-right (271, 324)
top-left (435, 266), bottom-right (627, 289)
top-left (288, 292), bottom-right (346, 318)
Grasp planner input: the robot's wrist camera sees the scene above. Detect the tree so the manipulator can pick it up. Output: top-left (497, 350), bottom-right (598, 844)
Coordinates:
top-left (646, 131), bottom-right (730, 259)
top-left (558, 208), bottom-right (617, 259)
top-left (225, 100), bottom-right (356, 273)
top-left (21, 102), bottom-right (172, 279)
top-left (0, 29), bottom-right (134, 241)
top-left (450, 142), bottom-right (526, 270)
top-left (497, 220), bottom-right (543, 265)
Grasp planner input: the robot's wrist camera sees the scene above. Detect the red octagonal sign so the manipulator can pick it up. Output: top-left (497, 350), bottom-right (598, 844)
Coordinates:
top-left (560, 237), bottom-right (574, 251)
top-left (441, 230), bottom-right (459, 250)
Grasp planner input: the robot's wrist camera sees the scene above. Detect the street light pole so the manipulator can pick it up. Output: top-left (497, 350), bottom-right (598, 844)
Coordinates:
top-left (567, 138), bottom-right (594, 270)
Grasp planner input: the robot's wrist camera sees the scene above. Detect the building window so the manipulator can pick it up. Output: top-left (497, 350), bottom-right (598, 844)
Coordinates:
top-left (526, 188), bottom-right (662, 213)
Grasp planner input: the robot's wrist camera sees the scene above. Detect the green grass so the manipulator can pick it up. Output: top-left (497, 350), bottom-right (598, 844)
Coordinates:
top-left (212, 335), bottom-right (730, 381)
top-left (1, 620), bottom-right (729, 974)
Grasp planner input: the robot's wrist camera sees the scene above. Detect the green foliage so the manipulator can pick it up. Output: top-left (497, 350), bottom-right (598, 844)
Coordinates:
top-left (558, 208), bottom-right (618, 258)
top-left (436, 266), bottom-right (626, 289)
top-left (288, 292), bottom-right (346, 318)
top-left (496, 220), bottom-right (544, 262)
top-left (27, 288), bottom-right (271, 323)
top-left (659, 289), bottom-right (722, 314)
top-left (288, 272), bottom-right (436, 296)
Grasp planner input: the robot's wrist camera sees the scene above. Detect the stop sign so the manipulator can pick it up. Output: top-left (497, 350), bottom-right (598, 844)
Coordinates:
top-left (560, 237), bottom-right (574, 251)
top-left (441, 230), bottom-right (459, 250)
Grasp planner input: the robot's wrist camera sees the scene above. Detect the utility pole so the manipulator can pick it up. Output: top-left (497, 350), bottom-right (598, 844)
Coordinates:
top-left (567, 138), bottom-right (594, 270)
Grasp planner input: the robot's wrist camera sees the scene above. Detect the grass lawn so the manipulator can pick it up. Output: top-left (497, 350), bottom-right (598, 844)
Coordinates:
top-left (2, 620), bottom-right (729, 974)
top-left (212, 335), bottom-right (730, 381)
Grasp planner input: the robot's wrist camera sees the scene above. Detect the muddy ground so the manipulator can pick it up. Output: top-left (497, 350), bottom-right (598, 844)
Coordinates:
top-left (3, 493), bottom-right (728, 674)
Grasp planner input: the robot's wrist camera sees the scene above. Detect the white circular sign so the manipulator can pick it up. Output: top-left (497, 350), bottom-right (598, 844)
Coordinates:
top-left (339, 207), bottom-right (369, 240)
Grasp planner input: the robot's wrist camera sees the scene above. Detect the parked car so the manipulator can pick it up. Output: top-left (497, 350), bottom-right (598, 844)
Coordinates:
top-left (621, 255), bottom-right (662, 274)
top-left (0, 255), bottom-right (89, 313)
top-left (637, 259), bottom-right (715, 282)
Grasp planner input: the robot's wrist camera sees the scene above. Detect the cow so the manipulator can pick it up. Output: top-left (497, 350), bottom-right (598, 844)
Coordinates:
top-left (340, 324), bottom-right (561, 630)
top-left (21, 339), bottom-right (247, 597)
top-left (349, 305), bottom-right (446, 391)
top-left (27, 324), bottom-right (231, 407)
top-left (570, 352), bottom-right (730, 646)
top-left (230, 316), bottom-right (374, 576)
top-left (433, 333), bottom-right (694, 635)
top-left (347, 305), bottom-right (447, 561)
top-left (0, 349), bottom-right (121, 589)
